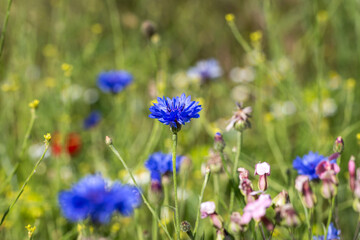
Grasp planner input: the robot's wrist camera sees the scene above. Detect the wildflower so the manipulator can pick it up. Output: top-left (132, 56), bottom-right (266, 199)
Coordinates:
top-left (226, 103), bottom-right (252, 132)
top-left (293, 151), bottom-right (325, 180)
top-left (272, 190), bottom-right (289, 208)
top-left (187, 59), bottom-right (222, 83)
top-left (238, 168), bottom-right (253, 202)
top-left (200, 201), bottom-right (223, 229)
top-left (149, 93), bottom-right (202, 132)
top-left (250, 31), bottom-right (262, 43)
top-left (333, 136), bottom-right (344, 154)
top-left (83, 111), bottom-right (102, 129)
top-left (205, 150), bottom-right (223, 173)
top-left (141, 20), bottom-right (157, 39)
top-left (61, 63), bottom-right (73, 77)
top-left (255, 162), bottom-right (271, 191)
top-left (43, 133), bottom-right (51, 142)
top-left (58, 174), bottom-right (141, 223)
top-left (25, 224), bottom-right (36, 238)
top-left (240, 194), bottom-right (272, 225)
top-left (225, 13), bottom-right (235, 22)
top-left (214, 132), bottom-right (226, 152)
top-left (97, 71), bottom-right (133, 94)
top-left (52, 132), bottom-right (81, 157)
top-left (295, 175), bottom-right (316, 208)
top-left (313, 223), bottom-right (340, 240)
top-left (230, 212), bottom-right (244, 233)
top-left (28, 99), bottom-right (40, 109)
top-left (145, 152), bottom-right (183, 182)
top-left (349, 156), bottom-right (356, 191)
top-left (276, 204), bottom-right (299, 227)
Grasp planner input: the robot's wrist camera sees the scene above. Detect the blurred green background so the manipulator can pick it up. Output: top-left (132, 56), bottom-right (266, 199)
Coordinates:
top-left (0, 0), bottom-right (359, 239)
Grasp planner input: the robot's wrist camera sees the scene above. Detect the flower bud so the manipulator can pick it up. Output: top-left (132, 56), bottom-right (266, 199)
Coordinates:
top-left (349, 156), bottom-right (356, 191)
top-left (214, 132), bottom-right (226, 152)
top-left (105, 136), bottom-right (112, 145)
top-left (148, 180), bottom-right (163, 204)
top-left (255, 162), bottom-right (271, 191)
top-left (333, 136), bottom-right (344, 154)
top-left (272, 190), bottom-right (289, 208)
top-left (180, 221), bottom-right (191, 232)
top-left (295, 175), bottom-right (316, 208)
top-left (141, 20), bottom-right (157, 40)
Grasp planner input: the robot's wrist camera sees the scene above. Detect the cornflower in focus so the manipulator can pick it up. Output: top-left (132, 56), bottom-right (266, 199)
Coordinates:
top-left (97, 70), bottom-right (133, 94)
top-left (58, 174), bottom-right (141, 223)
top-left (187, 58), bottom-right (222, 84)
top-left (149, 93), bottom-right (202, 132)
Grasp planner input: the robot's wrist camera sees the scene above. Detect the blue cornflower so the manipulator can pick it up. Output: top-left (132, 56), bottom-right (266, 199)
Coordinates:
top-left (58, 174), bottom-right (141, 224)
top-left (187, 58), bottom-right (222, 83)
top-left (293, 151), bottom-right (325, 180)
top-left (145, 152), bottom-right (184, 182)
top-left (83, 111), bottom-right (101, 129)
top-left (149, 93), bottom-right (202, 131)
top-left (97, 70), bottom-right (133, 94)
top-left (313, 223), bottom-right (340, 240)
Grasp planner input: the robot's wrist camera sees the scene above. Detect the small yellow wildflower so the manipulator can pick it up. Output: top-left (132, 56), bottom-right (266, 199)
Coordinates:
top-left (77, 223), bottom-right (85, 232)
top-left (91, 23), bottom-right (103, 34)
top-left (346, 78), bottom-right (356, 90)
top-left (44, 133), bottom-right (51, 142)
top-left (42, 44), bottom-right (58, 58)
top-left (111, 222), bottom-right (121, 233)
top-left (317, 10), bottom-right (328, 23)
top-left (225, 13), bottom-right (235, 22)
top-left (25, 224), bottom-right (36, 239)
top-left (150, 33), bottom-right (160, 44)
top-left (28, 99), bottom-right (40, 109)
top-left (250, 30), bottom-right (263, 42)
top-left (61, 63), bottom-right (73, 77)
top-left (264, 112), bottom-right (274, 122)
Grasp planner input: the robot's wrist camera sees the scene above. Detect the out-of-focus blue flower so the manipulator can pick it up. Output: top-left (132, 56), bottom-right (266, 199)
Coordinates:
top-left (293, 151), bottom-right (325, 180)
top-left (187, 58), bottom-right (222, 83)
top-left (145, 152), bottom-right (183, 182)
top-left (149, 93), bottom-right (202, 130)
top-left (313, 223), bottom-right (340, 240)
top-left (58, 174), bottom-right (141, 224)
top-left (83, 111), bottom-right (101, 129)
top-left (97, 71), bottom-right (133, 94)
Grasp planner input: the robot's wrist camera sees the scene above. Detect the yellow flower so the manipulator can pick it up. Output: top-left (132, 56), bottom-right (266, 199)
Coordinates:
top-left (42, 44), bottom-right (58, 58)
top-left (44, 133), bottom-right (51, 142)
top-left (111, 223), bottom-right (121, 233)
top-left (250, 31), bottom-right (263, 42)
top-left (225, 13), bottom-right (235, 22)
top-left (25, 224), bottom-right (36, 238)
top-left (346, 78), bottom-right (356, 90)
top-left (264, 112), bottom-right (274, 122)
top-left (61, 63), bottom-right (73, 77)
top-left (151, 34), bottom-right (160, 44)
top-left (91, 23), bottom-right (103, 34)
top-left (357, 133), bottom-right (360, 144)
top-left (317, 10), bottom-right (328, 23)
top-left (28, 99), bottom-right (40, 109)
top-left (77, 223), bottom-right (85, 232)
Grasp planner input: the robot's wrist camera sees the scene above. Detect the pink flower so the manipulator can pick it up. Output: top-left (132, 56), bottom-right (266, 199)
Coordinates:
top-left (230, 212), bottom-right (244, 233)
top-left (316, 160), bottom-right (340, 199)
top-left (255, 162), bottom-right (271, 191)
top-left (315, 160), bottom-right (340, 179)
top-left (200, 201), bottom-right (216, 219)
top-left (349, 156), bottom-right (356, 192)
top-left (295, 175), bottom-right (316, 208)
top-left (240, 194), bottom-right (272, 225)
top-left (237, 168), bottom-right (254, 202)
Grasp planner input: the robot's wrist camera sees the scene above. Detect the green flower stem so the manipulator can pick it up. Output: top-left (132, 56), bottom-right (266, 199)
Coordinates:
top-left (259, 222), bottom-right (266, 240)
top-left (214, 173), bottom-right (220, 208)
top-left (0, 0), bottom-right (12, 59)
top-left (152, 206), bottom-right (159, 240)
top-left (107, 140), bottom-right (172, 240)
top-left (193, 168), bottom-right (211, 235)
top-left (171, 132), bottom-right (180, 240)
top-left (297, 191), bottom-right (312, 240)
top-left (353, 214), bottom-right (360, 240)
top-left (325, 195), bottom-right (335, 239)
top-left (0, 141), bottom-right (49, 226)
top-left (229, 131), bottom-right (242, 213)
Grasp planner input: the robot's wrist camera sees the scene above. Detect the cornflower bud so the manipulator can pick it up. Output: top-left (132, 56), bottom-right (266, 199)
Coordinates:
top-left (333, 136), bottom-right (344, 154)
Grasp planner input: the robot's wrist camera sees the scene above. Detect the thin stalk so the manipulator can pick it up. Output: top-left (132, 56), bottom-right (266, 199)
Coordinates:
top-left (297, 192), bottom-right (312, 240)
top-left (0, 0), bottom-right (13, 59)
top-left (229, 131), bottom-right (242, 213)
top-left (152, 206), bottom-right (159, 240)
top-left (214, 173), bottom-right (220, 208)
top-left (353, 214), bottom-right (360, 240)
top-left (193, 169), bottom-right (211, 235)
top-left (171, 132), bottom-right (180, 240)
top-left (268, 223), bottom-right (277, 240)
top-left (324, 196), bottom-right (335, 239)
top-left (259, 223), bottom-right (266, 240)
top-left (107, 140), bottom-right (172, 240)
top-left (0, 141), bottom-right (49, 226)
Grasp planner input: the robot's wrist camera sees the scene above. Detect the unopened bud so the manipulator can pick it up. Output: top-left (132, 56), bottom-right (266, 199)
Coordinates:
top-left (180, 221), bottom-right (191, 232)
top-left (214, 132), bottom-right (226, 152)
top-left (141, 20), bottom-right (157, 40)
top-left (105, 136), bottom-right (112, 145)
top-left (349, 156), bottom-right (356, 191)
top-left (333, 136), bottom-right (344, 154)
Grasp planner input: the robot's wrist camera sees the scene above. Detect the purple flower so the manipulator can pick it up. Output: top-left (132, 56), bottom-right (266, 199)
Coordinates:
top-left (97, 71), bottom-right (133, 94)
top-left (187, 58), bottom-right (222, 83)
top-left (149, 93), bottom-right (202, 131)
top-left (145, 152), bottom-right (183, 182)
top-left (83, 111), bottom-right (101, 129)
top-left (240, 194), bottom-right (272, 225)
top-left (58, 174), bottom-right (141, 224)
top-left (293, 151), bottom-right (325, 180)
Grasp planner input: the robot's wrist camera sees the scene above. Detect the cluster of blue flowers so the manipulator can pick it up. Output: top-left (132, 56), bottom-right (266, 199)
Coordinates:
top-left (293, 151), bottom-right (326, 180)
top-left (97, 70), bottom-right (133, 94)
top-left (145, 152), bottom-right (184, 182)
top-left (58, 174), bottom-right (141, 224)
top-left (187, 58), bottom-right (222, 83)
top-left (149, 93), bottom-right (202, 130)
top-left (313, 223), bottom-right (340, 240)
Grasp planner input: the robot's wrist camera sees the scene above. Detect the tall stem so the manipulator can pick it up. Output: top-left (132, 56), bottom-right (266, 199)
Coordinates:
top-left (107, 140), bottom-right (172, 240)
top-left (0, 141), bottom-right (49, 226)
top-left (214, 173), bottom-right (220, 208)
top-left (0, 0), bottom-right (13, 59)
top-left (194, 169), bottom-right (211, 235)
top-left (152, 206), bottom-right (159, 240)
top-left (325, 196), bottom-right (335, 239)
top-left (229, 131), bottom-right (242, 212)
top-left (171, 132), bottom-right (180, 240)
